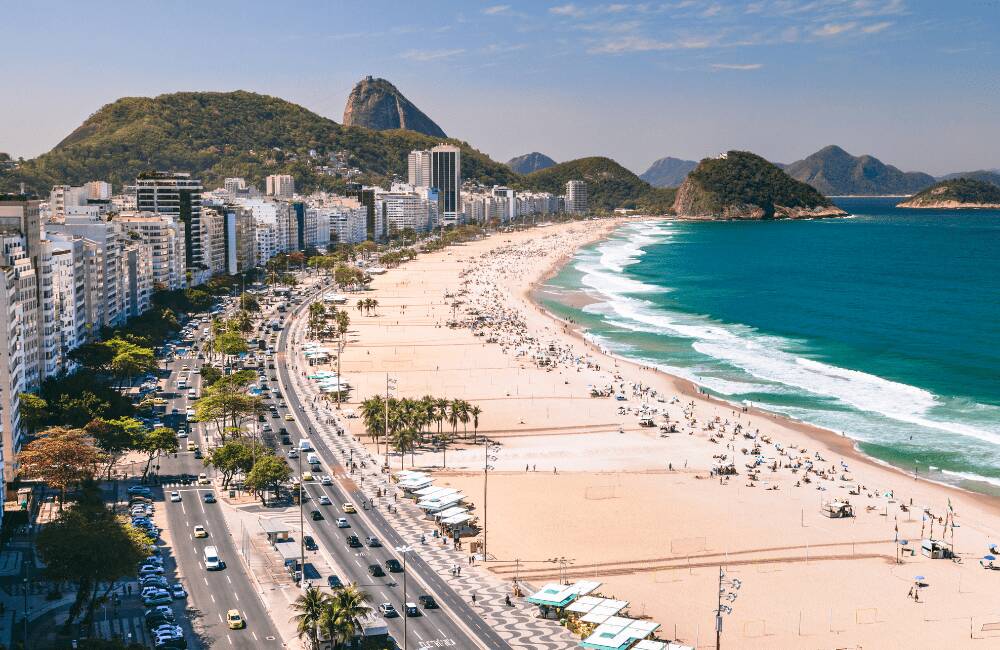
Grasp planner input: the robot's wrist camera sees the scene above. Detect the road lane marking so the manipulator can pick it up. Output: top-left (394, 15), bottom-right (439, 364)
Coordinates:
top-left (234, 592), bottom-right (239, 601)
top-left (210, 594), bottom-right (215, 602)
top-left (227, 575), bottom-right (232, 583)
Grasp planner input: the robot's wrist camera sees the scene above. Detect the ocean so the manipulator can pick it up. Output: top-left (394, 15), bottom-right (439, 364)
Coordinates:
top-left (537, 198), bottom-right (1000, 495)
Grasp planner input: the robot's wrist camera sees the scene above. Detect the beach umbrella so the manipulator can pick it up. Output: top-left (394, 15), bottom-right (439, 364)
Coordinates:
top-left (914, 575), bottom-right (926, 581)
top-left (984, 555), bottom-right (996, 561)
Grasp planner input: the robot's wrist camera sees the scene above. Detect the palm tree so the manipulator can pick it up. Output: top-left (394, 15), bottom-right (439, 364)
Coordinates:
top-left (457, 400), bottom-right (471, 440)
top-left (319, 584), bottom-right (373, 649)
top-left (335, 311), bottom-right (350, 408)
top-left (470, 405), bottom-right (482, 444)
top-left (356, 299), bottom-right (364, 314)
top-left (359, 396), bottom-right (385, 445)
top-left (291, 586), bottom-right (330, 650)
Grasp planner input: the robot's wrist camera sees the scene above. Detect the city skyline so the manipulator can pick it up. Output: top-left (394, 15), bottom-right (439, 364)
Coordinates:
top-left (1, 1), bottom-right (997, 176)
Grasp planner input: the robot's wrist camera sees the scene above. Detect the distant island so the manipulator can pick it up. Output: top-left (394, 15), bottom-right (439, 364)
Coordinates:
top-left (673, 151), bottom-right (848, 220)
top-left (897, 178), bottom-right (1000, 209)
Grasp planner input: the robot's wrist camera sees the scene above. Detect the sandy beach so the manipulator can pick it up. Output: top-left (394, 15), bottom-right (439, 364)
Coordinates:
top-left (320, 219), bottom-right (1000, 649)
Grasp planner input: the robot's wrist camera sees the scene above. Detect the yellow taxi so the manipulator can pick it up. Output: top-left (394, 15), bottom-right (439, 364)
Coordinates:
top-left (226, 609), bottom-right (244, 629)
top-left (187, 441), bottom-right (197, 451)
top-left (342, 502), bottom-right (356, 514)
top-left (193, 525), bottom-right (208, 538)
top-left (284, 413), bottom-right (294, 421)
top-left (301, 472), bottom-right (314, 482)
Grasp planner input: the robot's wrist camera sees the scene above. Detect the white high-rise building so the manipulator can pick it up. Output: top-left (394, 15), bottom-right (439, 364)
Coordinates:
top-left (565, 180), bottom-right (588, 214)
top-left (407, 150), bottom-right (432, 187)
top-left (49, 185), bottom-right (89, 217)
top-left (135, 171), bottom-right (203, 280)
top-left (85, 181), bottom-right (112, 201)
top-left (0, 263), bottom-right (25, 497)
top-left (113, 212), bottom-right (187, 290)
top-left (266, 174), bottom-right (295, 199)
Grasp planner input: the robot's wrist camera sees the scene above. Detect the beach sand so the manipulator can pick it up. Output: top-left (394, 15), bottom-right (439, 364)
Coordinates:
top-left (318, 219), bottom-right (1000, 648)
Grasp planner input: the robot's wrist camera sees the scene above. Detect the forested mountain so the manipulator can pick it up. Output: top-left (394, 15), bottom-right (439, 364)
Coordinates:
top-left (784, 145), bottom-right (935, 195)
top-left (518, 157), bottom-right (676, 213)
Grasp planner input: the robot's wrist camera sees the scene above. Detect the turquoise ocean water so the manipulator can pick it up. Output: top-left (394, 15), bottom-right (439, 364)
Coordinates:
top-left (538, 198), bottom-right (1000, 494)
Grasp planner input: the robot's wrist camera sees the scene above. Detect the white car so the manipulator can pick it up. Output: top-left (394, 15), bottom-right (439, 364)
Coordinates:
top-left (169, 491), bottom-right (181, 502)
top-left (336, 517), bottom-right (350, 528)
top-left (320, 475), bottom-right (333, 485)
top-left (318, 496), bottom-right (331, 506)
top-left (177, 430), bottom-right (188, 439)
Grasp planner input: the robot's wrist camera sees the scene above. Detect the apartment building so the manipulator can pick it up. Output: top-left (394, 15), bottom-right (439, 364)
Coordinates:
top-left (265, 174), bottom-right (295, 199)
top-left (135, 172), bottom-right (203, 280)
top-left (0, 264), bottom-right (25, 497)
top-left (565, 180), bottom-right (588, 214)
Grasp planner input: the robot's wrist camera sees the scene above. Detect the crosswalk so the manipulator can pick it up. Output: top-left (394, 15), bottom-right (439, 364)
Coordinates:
top-left (94, 615), bottom-right (149, 644)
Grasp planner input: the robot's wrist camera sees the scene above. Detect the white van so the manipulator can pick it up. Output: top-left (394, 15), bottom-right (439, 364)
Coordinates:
top-left (298, 438), bottom-right (313, 452)
top-left (307, 453), bottom-right (320, 466)
top-left (204, 546), bottom-right (222, 571)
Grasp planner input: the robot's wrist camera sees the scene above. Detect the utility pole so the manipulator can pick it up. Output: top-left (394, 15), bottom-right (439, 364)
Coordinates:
top-left (298, 451), bottom-right (304, 588)
top-left (396, 545), bottom-right (412, 650)
top-left (483, 440), bottom-right (499, 563)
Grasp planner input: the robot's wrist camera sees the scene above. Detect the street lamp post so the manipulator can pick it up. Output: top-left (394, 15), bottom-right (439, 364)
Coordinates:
top-left (396, 545), bottom-right (412, 650)
top-left (482, 440), bottom-right (500, 563)
top-left (298, 451), bottom-right (305, 588)
top-left (384, 375), bottom-right (396, 467)
top-left (715, 566), bottom-right (741, 650)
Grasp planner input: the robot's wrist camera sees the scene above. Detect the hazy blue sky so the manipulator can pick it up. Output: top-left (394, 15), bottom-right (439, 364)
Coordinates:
top-left (1, 0), bottom-right (997, 175)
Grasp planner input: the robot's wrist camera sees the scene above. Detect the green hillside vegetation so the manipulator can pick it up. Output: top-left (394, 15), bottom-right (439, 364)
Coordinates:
top-left (902, 178), bottom-right (1000, 206)
top-left (1, 91), bottom-right (515, 194)
top-left (517, 156), bottom-right (676, 214)
top-left (679, 151), bottom-right (833, 217)
top-left (938, 170), bottom-right (1000, 188)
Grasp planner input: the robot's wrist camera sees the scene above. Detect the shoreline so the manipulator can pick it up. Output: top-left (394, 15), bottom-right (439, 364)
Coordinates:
top-left (526, 218), bottom-right (1000, 511)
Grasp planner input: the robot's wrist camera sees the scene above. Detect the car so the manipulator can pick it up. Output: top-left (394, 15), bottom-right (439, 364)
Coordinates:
top-left (368, 564), bottom-right (386, 577)
top-left (304, 535), bottom-right (318, 551)
top-left (185, 409), bottom-right (195, 418)
top-left (345, 535), bottom-right (362, 548)
top-left (287, 449), bottom-right (299, 459)
top-left (378, 602), bottom-right (398, 618)
top-left (193, 525), bottom-right (208, 538)
top-left (140, 564), bottom-right (165, 576)
top-left (203, 492), bottom-right (216, 503)
top-left (193, 448), bottom-right (203, 459)
top-left (170, 584), bottom-right (187, 599)
top-left (270, 411), bottom-right (279, 418)
top-left (318, 496), bottom-right (332, 506)
top-left (169, 491), bottom-right (181, 502)
top-left (128, 486), bottom-right (153, 497)
top-left (284, 413), bottom-right (294, 421)
top-left (143, 591), bottom-right (173, 606)
top-left (320, 475), bottom-right (332, 485)
top-left (405, 602), bottom-right (420, 617)
top-left (302, 472), bottom-right (314, 481)
top-left (197, 473), bottom-right (210, 485)
top-left (342, 503), bottom-right (356, 514)
top-left (176, 430), bottom-right (188, 438)
top-left (335, 517), bottom-right (349, 528)
top-left (366, 536), bottom-right (382, 548)
top-left (145, 605), bottom-right (174, 621)
top-left (311, 510), bottom-right (324, 521)
top-left (385, 559), bottom-right (403, 573)
top-left (327, 575), bottom-right (343, 589)
top-left (142, 577), bottom-right (169, 589)
top-left (145, 614), bottom-right (173, 630)
top-left (226, 609), bottom-right (244, 630)
top-left (281, 436), bottom-right (292, 446)
top-left (418, 595), bottom-right (439, 609)
top-left (186, 441), bottom-right (197, 451)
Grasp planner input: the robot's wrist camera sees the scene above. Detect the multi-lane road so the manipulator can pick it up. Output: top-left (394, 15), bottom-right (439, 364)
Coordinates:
top-left (157, 335), bottom-right (283, 648)
top-left (275, 281), bottom-right (513, 650)
top-left (141, 277), bottom-right (512, 649)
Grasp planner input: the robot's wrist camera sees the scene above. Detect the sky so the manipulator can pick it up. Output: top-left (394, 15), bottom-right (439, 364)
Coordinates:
top-left (1, 0), bottom-right (997, 176)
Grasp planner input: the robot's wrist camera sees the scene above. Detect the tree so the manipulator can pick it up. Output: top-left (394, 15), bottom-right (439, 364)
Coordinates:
top-left (135, 427), bottom-right (178, 481)
top-left (200, 363), bottom-right (223, 387)
top-left (245, 454), bottom-right (292, 505)
top-left (205, 439), bottom-right (255, 488)
top-left (240, 292), bottom-right (261, 312)
top-left (17, 427), bottom-right (102, 507)
top-left (291, 586), bottom-right (330, 650)
top-left (470, 404), bottom-right (483, 444)
top-left (106, 337), bottom-right (158, 392)
top-left (334, 311), bottom-right (350, 408)
top-left (319, 583), bottom-right (373, 649)
top-left (18, 392), bottom-right (48, 434)
top-left (36, 482), bottom-right (151, 628)
top-left (85, 416), bottom-right (143, 479)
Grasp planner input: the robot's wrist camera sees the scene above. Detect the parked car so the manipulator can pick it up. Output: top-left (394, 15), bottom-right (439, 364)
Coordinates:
top-left (327, 575), bottom-right (343, 589)
top-left (304, 536), bottom-right (318, 551)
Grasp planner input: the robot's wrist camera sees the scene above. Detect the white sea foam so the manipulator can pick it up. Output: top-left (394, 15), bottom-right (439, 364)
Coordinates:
top-left (574, 220), bottom-right (1000, 450)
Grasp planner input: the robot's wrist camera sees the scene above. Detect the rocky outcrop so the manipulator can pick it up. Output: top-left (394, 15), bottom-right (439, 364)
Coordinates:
top-left (897, 178), bottom-right (1000, 209)
top-left (673, 151), bottom-right (847, 220)
top-left (342, 76), bottom-right (446, 138)
top-left (506, 152), bottom-right (556, 174)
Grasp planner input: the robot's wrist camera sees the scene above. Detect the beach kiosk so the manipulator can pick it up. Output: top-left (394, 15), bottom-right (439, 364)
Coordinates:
top-left (820, 500), bottom-right (855, 518)
top-left (921, 538), bottom-right (954, 559)
top-left (579, 616), bottom-right (660, 650)
top-left (527, 581), bottom-right (601, 618)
